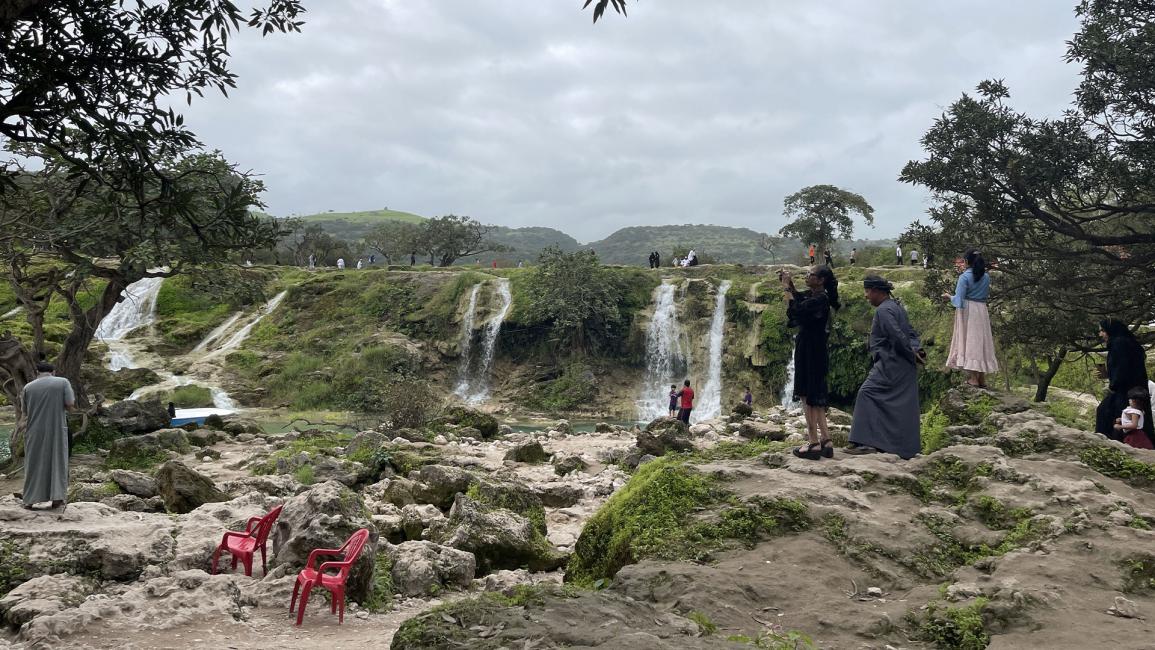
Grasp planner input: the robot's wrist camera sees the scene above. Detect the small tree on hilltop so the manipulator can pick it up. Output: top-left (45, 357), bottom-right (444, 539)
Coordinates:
top-left (523, 246), bottom-right (622, 356)
top-left (779, 185), bottom-right (875, 257)
top-left (421, 215), bottom-right (508, 267)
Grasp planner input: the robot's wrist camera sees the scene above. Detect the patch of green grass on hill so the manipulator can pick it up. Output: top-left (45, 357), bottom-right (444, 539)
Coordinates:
top-left (296, 208), bottom-right (426, 224)
top-left (153, 275), bottom-right (234, 352)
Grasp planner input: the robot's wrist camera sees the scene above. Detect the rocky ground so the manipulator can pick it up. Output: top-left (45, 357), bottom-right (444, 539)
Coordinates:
top-left (2, 387), bottom-right (1154, 649)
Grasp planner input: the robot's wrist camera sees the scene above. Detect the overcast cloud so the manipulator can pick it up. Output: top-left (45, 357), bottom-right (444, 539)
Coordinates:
top-left (182, 1), bottom-right (1082, 243)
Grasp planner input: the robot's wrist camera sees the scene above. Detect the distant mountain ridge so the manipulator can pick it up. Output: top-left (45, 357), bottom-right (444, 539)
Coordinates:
top-left (289, 208), bottom-right (894, 265)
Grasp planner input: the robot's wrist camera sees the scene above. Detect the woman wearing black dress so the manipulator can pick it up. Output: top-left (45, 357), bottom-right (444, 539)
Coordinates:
top-left (1095, 319), bottom-right (1154, 445)
top-left (781, 266), bottom-right (841, 460)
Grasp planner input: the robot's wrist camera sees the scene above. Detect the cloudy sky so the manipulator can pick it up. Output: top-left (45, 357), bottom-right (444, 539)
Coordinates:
top-left (184, 1), bottom-right (1082, 243)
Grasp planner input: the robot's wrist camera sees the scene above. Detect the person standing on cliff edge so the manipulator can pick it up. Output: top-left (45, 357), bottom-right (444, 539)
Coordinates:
top-left (845, 276), bottom-right (925, 458)
top-left (17, 362), bottom-right (76, 510)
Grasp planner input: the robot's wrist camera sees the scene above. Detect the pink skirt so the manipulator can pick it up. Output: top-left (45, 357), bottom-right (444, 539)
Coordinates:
top-left (946, 300), bottom-right (999, 373)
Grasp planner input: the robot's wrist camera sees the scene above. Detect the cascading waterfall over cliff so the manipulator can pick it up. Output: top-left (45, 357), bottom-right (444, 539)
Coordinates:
top-left (696, 280), bottom-right (731, 421)
top-left (203, 291), bottom-right (288, 358)
top-left (453, 279), bottom-right (513, 404)
top-left (453, 284), bottom-right (483, 399)
top-left (780, 340), bottom-right (799, 407)
top-left (95, 276), bottom-right (166, 370)
top-left (637, 281), bottom-right (686, 422)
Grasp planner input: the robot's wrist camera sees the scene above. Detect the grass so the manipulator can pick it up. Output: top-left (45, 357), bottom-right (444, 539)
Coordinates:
top-left (0, 540), bottom-right (28, 598)
top-left (910, 598), bottom-right (991, 650)
top-left (921, 405), bottom-right (952, 455)
top-left (164, 385), bottom-right (214, 408)
top-left (364, 551), bottom-right (394, 612)
top-left (566, 457), bottom-right (809, 584)
top-left (687, 611), bottom-right (717, 635)
top-left (296, 208), bottom-right (426, 224)
top-left (1078, 446), bottom-right (1155, 487)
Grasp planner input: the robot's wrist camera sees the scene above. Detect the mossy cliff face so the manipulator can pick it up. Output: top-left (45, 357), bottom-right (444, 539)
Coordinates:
top-left (405, 388), bottom-right (1155, 649)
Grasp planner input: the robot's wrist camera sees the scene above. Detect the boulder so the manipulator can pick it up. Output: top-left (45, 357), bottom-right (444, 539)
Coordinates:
top-left (595, 422), bottom-right (613, 433)
top-left (155, 460), bottom-right (229, 513)
top-left (0, 574), bottom-right (99, 629)
top-left (644, 417), bottom-right (689, 437)
top-left (185, 428), bottom-right (221, 447)
top-left (221, 417), bottom-right (263, 436)
top-left (534, 483), bottom-right (584, 508)
top-left (410, 465), bottom-right (478, 509)
top-left (96, 399), bottom-right (171, 435)
top-left (428, 494), bottom-right (561, 574)
top-left (400, 504), bottom-right (446, 540)
top-left (222, 474), bottom-right (305, 498)
top-left (346, 430), bottom-right (386, 460)
top-left (471, 478), bottom-right (547, 535)
top-left (827, 407), bottom-right (853, 426)
top-left (107, 428), bottom-right (190, 466)
top-left (67, 481), bottom-right (121, 503)
top-left (738, 420), bottom-right (786, 441)
top-left (203, 413), bottom-right (226, 430)
top-left (553, 420), bottom-right (573, 435)
top-left (386, 541), bottom-right (476, 597)
top-left (271, 481), bottom-right (379, 604)
top-left (688, 423), bottom-right (714, 436)
top-left (503, 440), bottom-right (549, 464)
top-left (731, 402), bottom-right (753, 417)
top-left (109, 469), bottom-right (158, 498)
top-left (101, 494), bottom-right (164, 512)
top-left (433, 406), bottom-right (499, 439)
top-left (635, 429), bottom-right (693, 457)
top-left (552, 453), bottom-right (588, 476)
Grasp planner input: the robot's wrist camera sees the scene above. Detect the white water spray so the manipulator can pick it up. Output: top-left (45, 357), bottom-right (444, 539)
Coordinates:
top-left (463, 279), bottom-right (512, 404)
top-left (96, 276), bottom-right (166, 370)
top-left (637, 282), bottom-right (686, 422)
top-left (453, 284), bottom-right (483, 398)
top-left (780, 339), bottom-right (799, 407)
top-left (191, 311), bottom-right (244, 353)
top-left (204, 291), bottom-right (287, 358)
top-left (696, 280), bottom-right (731, 422)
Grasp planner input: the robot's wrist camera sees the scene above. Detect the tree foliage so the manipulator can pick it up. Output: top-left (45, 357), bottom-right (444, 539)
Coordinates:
top-left (522, 246), bottom-right (624, 355)
top-left (0, 150), bottom-right (282, 457)
top-left (779, 184), bottom-right (875, 253)
top-left (0, 0), bottom-right (304, 187)
top-left (363, 221), bottom-right (425, 265)
top-left (583, 0), bottom-right (629, 23)
top-left (900, 1), bottom-right (1155, 399)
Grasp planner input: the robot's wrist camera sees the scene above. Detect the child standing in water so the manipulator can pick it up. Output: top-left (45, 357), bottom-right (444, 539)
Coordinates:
top-left (668, 385), bottom-right (679, 418)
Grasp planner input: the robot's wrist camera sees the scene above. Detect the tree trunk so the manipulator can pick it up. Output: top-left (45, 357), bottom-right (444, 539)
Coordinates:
top-left (1033, 349), bottom-right (1067, 402)
top-left (0, 332), bottom-right (37, 464)
top-left (55, 277), bottom-right (126, 408)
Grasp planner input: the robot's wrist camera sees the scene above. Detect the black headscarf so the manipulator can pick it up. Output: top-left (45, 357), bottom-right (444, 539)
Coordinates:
top-left (1100, 319), bottom-right (1133, 341)
top-left (863, 275), bottom-right (893, 292)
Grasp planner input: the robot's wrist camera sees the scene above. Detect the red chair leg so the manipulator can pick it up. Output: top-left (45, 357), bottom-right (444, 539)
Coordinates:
top-left (289, 579), bottom-right (301, 614)
top-left (260, 545), bottom-right (268, 576)
top-left (231, 555), bottom-right (238, 570)
top-left (296, 581), bottom-right (314, 626)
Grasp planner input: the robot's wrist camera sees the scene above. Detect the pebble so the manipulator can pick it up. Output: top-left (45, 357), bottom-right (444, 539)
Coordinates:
top-left (391, 437), bottom-right (410, 445)
top-left (867, 587), bottom-right (884, 597)
top-left (1109, 596), bottom-right (1141, 619)
top-left (433, 435), bottom-right (448, 445)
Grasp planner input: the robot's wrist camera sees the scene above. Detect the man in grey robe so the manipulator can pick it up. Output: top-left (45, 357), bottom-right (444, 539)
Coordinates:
top-left (20, 362), bottom-right (75, 509)
top-left (845, 276), bottom-right (925, 458)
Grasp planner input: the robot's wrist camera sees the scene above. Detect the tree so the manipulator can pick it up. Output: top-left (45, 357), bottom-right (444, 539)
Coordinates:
top-left (900, 2), bottom-right (1155, 398)
top-left (778, 185), bottom-right (875, 255)
top-left (0, 149), bottom-right (284, 459)
top-left (363, 221), bottom-right (424, 265)
top-left (523, 246), bottom-right (623, 355)
top-left (583, 0), bottom-right (629, 23)
top-left (0, 0), bottom-right (304, 191)
top-left (422, 215), bottom-right (508, 267)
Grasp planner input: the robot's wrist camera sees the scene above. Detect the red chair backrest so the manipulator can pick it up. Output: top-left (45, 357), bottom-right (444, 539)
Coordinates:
top-left (253, 504), bottom-right (284, 546)
top-left (330, 528), bottom-right (370, 578)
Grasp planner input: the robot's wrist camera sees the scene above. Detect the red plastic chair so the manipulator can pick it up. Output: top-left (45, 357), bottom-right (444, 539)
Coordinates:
top-left (210, 504), bottom-right (283, 578)
top-left (289, 528), bottom-right (371, 626)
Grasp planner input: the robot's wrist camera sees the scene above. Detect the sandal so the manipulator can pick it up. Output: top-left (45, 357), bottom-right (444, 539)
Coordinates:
top-left (819, 438), bottom-right (834, 458)
top-left (792, 442), bottom-right (823, 461)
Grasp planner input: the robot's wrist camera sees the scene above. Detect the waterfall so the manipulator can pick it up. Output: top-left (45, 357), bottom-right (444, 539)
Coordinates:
top-left (463, 279), bottom-right (512, 404)
top-left (96, 276), bottom-right (166, 370)
top-left (637, 282), bottom-right (686, 422)
top-left (696, 280), bottom-right (731, 422)
top-left (1, 306), bottom-right (22, 320)
top-left (191, 311), bottom-right (244, 353)
top-left (204, 291), bottom-right (287, 358)
top-left (453, 284), bottom-right (483, 398)
top-left (780, 339), bottom-right (799, 407)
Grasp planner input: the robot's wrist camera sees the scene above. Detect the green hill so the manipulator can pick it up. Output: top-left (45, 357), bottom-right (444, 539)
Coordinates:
top-left (482, 226), bottom-right (581, 260)
top-left (297, 208), bottom-right (426, 224)
top-left (585, 224), bottom-right (773, 265)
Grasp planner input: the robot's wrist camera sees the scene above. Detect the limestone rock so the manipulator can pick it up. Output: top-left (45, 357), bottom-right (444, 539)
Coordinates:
top-left (346, 430), bottom-right (386, 460)
top-left (535, 483), bottom-right (584, 508)
top-left (109, 469), bottom-right (158, 498)
top-left (96, 399), bottom-right (171, 435)
top-left (220, 417), bottom-right (263, 436)
top-left (428, 494), bottom-right (561, 574)
top-left (471, 478), bottom-right (548, 535)
top-left (644, 416), bottom-right (689, 437)
top-left (270, 481), bottom-right (378, 603)
top-left (185, 428), bottom-right (221, 447)
top-left (222, 474), bottom-right (305, 498)
top-left (387, 540), bottom-right (476, 596)
top-left (595, 422), bottom-right (613, 433)
top-left (100, 493), bottom-right (164, 512)
top-left (155, 460), bottom-right (229, 514)
top-left (553, 419), bottom-right (573, 435)
top-left (0, 574), bottom-right (98, 629)
top-left (433, 406), bottom-right (499, 439)
top-left (738, 420), bottom-right (785, 441)
top-left (400, 503), bottom-right (446, 540)
top-left (504, 440), bottom-right (549, 463)
top-left (410, 465), bottom-right (477, 509)
top-left (635, 428), bottom-right (693, 457)
top-left (552, 453), bottom-right (588, 476)
top-left (107, 428), bottom-right (190, 466)
top-left (731, 402), bottom-right (753, 417)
